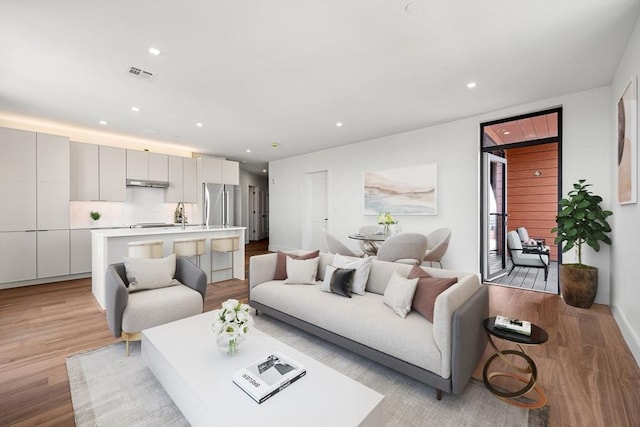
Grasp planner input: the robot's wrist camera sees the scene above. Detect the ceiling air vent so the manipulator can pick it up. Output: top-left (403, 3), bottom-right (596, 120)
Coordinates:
top-left (126, 66), bottom-right (156, 82)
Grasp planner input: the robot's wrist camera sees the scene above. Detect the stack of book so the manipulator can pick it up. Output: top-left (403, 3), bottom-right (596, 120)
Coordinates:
top-left (232, 352), bottom-right (306, 404)
top-left (494, 315), bottom-right (532, 336)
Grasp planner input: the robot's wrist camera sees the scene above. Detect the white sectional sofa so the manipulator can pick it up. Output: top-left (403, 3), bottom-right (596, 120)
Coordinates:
top-left (249, 251), bottom-right (489, 399)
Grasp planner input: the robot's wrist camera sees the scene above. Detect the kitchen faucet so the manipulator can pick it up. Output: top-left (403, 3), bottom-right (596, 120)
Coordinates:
top-left (175, 201), bottom-right (186, 229)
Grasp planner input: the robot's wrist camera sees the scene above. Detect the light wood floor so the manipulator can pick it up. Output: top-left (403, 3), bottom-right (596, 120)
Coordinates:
top-left (1, 240), bottom-right (638, 426)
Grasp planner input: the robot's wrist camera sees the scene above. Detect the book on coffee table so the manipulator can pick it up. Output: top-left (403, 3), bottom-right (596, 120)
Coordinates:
top-left (232, 351), bottom-right (307, 404)
top-left (494, 315), bottom-right (532, 336)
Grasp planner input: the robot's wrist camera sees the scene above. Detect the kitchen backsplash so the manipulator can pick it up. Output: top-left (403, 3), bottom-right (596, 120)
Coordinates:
top-left (70, 187), bottom-right (194, 228)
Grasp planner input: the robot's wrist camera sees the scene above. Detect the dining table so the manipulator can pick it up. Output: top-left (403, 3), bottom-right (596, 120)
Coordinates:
top-left (348, 232), bottom-right (389, 255)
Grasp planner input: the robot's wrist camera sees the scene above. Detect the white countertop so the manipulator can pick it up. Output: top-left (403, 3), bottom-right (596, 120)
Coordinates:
top-left (91, 225), bottom-right (245, 238)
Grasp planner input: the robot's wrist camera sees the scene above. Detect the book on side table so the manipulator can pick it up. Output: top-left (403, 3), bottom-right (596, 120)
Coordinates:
top-left (232, 351), bottom-right (307, 404)
top-left (494, 315), bottom-right (532, 336)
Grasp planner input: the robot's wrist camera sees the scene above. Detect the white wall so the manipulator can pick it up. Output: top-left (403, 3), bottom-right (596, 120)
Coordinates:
top-left (271, 86), bottom-right (613, 280)
top-left (611, 15), bottom-right (640, 365)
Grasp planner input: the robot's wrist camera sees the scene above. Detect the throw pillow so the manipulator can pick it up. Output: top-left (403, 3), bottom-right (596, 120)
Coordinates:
top-left (408, 265), bottom-right (458, 322)
top-left (320, 265), bottom-right (355, 298)
top-left (332, 254), bottom-right (372, 295)
top-left (123, 253), bottom-right (180, 292)
top-left (383, 270), bottom-right (419, 318)
top-left (283, 256), bottom-right (320, 285)
top-left (273, 250), bottom-right (320, 280)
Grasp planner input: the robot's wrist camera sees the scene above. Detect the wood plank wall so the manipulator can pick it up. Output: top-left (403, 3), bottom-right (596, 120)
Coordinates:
top-left (506, 142), bottom-right (559, 261)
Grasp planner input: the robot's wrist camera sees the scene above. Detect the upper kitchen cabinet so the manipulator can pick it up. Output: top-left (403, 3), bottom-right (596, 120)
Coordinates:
top-left (37, 133), bottom-right (69, 230)
top-left (0, 128), bottom-right (37, 231)
top-left (197, 157), bottom-right (239, 185)
top-left (165, 156), bottom-right (197, 203)
top-left (70, 142), bottom-right (99, 200)
top-left (126, 149), bottom-right (168, 181)
top-left (99, 146), bottom-right (126, 201)
top-left (222, 160), bottom-right (240, 185)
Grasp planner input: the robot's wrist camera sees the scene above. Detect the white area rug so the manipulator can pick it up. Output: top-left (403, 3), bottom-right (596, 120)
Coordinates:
top-left (67, 314), bottom-right (549, 426)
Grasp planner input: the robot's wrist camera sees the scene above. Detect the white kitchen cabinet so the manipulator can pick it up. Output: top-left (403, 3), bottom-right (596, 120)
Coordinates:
top-left (37, 133), bottom-right (69, 184)
top-left (222, 160), bottom-right (239, 185)
top-left (166, 156), bottom-right (198, 203)
top-left (183, 157), bottom-right (197, 202)
top-left (100, 146), bottom-right (126, 201)
top-left (37, 133), bottom-right (69, 230)
top-left (0, 128), bottom-right (36, 181)
top-left (197, 157), bottom-right (223, 184)
top-left (70, 229), bottom-right (92, 274)
top-left (127, 149), bottom-right (168, 181)
top-left (0, 180), bottom-right (37, 231)
top-left (126, 149), bottom-right (148, 180)
top-left (70, 142), bottom-right (99, 200)
top-left (148, 152), bottom-right (168, 181)
top-left (0, 231), bottom-right (37, 283)
top-left (0, 128), bottom-right (37, 231)
top-left (37, 230), bottom-right (70, 278)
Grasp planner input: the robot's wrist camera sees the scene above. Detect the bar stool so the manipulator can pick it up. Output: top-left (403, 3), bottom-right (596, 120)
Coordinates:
top-left (127, 240), bottom-right (164, 259)
top-left (210, 236), bottom-right (240, 282)
top-left (173, 238), bottom-right (206, 267)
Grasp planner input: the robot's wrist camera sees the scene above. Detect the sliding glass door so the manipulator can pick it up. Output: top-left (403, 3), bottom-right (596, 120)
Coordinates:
top-left (483, 153), bottom-right (508, 281)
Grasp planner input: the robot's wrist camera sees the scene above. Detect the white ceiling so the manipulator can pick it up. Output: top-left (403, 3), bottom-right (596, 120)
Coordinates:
top-left (1, 0), bottom-right (638, 174)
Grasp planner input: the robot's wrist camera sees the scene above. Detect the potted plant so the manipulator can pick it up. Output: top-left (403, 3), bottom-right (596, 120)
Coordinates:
top-left (90, 211), bottom-right (102, 222)
top-left (551, 179), bottom-right (612, 308)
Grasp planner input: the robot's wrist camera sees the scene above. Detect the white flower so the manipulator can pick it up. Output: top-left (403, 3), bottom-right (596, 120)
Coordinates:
top-left (212, 298), bottom-right (254, 343)
top-left (222, 299), bottom-right (239, 311)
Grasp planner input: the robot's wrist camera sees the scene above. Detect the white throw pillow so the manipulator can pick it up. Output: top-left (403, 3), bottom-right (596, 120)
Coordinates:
top-left (124, 253), bottom-right (180, 292)
top-left (284, 256), bottom-right (319, 285)
top-left (383, 270), bottom-right (419, 318)
top-left (332, 254), bottom-right (372, 295)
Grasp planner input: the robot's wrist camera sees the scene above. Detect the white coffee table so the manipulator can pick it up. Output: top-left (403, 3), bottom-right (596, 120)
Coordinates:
top-left (142, 311), bottom-right (384, 427)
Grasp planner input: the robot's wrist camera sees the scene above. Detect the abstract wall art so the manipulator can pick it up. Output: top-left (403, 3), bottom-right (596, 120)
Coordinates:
top-left (617, 77), bottom-right (637, 205)
top-left (364, 163), bottom-right (437, 215)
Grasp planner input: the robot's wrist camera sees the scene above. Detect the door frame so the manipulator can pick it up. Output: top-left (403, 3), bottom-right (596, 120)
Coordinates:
top-left (479, 107), bottom-right (563, 291)
top-left (482, 153), bottom-right (508, 281)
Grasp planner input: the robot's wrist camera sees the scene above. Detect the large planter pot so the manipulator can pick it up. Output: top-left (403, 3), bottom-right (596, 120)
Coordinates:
top-left (559, 264), bottom-right (598, 308)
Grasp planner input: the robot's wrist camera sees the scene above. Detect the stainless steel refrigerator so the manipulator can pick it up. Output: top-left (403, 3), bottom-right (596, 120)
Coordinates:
top-left (203, 183), bottom-right (241, 227)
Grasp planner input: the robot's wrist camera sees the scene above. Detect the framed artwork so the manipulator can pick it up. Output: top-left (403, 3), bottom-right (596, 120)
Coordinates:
top-left (364, 163), bottom-right (437, 215)
top-left (617, 76), bottom-right (637, 205)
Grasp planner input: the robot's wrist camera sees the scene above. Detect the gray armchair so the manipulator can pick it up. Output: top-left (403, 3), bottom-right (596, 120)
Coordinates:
top-left (106, 257), bottom-right (207, 355)
top-left (507, 230), bottom-right (549, 281)
top-left (423, 228), bottom-right (452, 268)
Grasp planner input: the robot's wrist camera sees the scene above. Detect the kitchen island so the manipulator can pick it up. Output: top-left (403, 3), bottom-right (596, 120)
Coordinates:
top-left (91, 225), bottom-right (245, 309)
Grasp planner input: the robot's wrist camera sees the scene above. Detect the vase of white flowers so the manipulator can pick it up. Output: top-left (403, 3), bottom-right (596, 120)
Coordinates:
top-left (211, 299), bottom-right (253, 356)
top-left (377, 212), bottom-right (397, 235)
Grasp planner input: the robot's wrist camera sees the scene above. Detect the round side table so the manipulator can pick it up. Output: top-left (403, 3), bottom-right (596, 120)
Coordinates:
top-left (482, 317), bottom-right (548, 409)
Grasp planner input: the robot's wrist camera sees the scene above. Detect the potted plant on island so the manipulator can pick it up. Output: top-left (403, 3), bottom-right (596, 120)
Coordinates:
top-left (551, 179), bottom-right (612, 308)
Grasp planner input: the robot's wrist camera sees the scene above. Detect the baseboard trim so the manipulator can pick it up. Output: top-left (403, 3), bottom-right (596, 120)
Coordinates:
top-left (611, 305), bottom-right (640, 366)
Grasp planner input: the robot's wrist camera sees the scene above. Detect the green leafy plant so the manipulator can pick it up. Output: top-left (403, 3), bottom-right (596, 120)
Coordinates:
top-left (90, 211), bottom-right (102, 221)
top-left (551, 179), bottom-right (612, 266)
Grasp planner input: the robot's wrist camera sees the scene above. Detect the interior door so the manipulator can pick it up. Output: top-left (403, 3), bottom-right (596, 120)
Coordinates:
top-left (483, 153), bottom-right (508, 281)
top-left (303, 170), bottom-right (328, 250)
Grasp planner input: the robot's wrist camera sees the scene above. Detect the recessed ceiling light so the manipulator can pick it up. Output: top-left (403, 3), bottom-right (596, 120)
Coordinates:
top-left (336, 122), bottom-right (343, 127)
top-left (262, 169), bottom-right (267, 173)
top-left (466, 81), bottom-right (477, 89)
top-left (196, 122), bottom-right (203, 127)
top-left (148, 47), bottom-right (161, 56)
top-left (131, 106), bottom-right (140, 112)
top-left (98, 120), bottom-right (107, 125)
top-left (245, 149), bottom-right (251, 153)
top-left (503, 131), bottom-right (511, 135)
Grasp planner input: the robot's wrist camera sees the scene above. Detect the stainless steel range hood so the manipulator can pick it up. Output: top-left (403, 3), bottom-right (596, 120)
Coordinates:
top-left (126, 179), bottom-right (169, 188)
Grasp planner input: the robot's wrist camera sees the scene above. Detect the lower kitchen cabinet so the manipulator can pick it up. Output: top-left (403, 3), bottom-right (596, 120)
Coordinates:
top-left (70, 229), bottom-right (92, 274)
top-left (0, 231), bottom-right (37, 283)
top-left (37, 230), bottom-right (70, 278)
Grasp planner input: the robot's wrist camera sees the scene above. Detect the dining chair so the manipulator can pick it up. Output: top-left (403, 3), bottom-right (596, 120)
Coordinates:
top-left (423, 228), bottom-right (452, 268)
top-left (323, 230), bottom-right (364, 257)
top-left (375, 233), bottom-right (428, 265)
